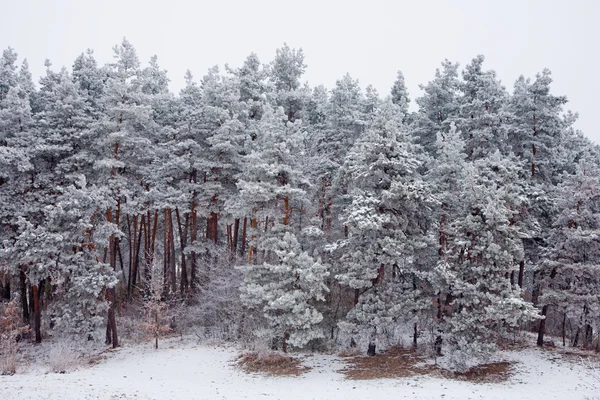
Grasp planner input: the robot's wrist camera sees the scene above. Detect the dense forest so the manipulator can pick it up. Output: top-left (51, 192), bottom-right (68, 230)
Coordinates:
top-left (1, 38), bottom-right (599, 372)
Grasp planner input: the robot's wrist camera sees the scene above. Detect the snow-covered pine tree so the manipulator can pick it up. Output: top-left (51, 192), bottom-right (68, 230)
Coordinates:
top-left (457, 55), bottom-right (510, 160)
top-left (537, 160), bottom-right (600, 349)
top-left (438, 152), bottom-right (538, 371)
top-left (412, 60), bottom-right (460, 157)
top-left (270, 43), bottom-right (309, 123)
top-left (236, 105), bottom-right (327, 351)
top-left (390, 70), bottom-right (411, 120)
top-left (334, 99), bottom-right (436, 355)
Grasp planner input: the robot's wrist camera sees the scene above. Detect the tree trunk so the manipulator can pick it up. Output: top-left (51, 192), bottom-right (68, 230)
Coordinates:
top-left (247, 213), bottom-right (257, 264)
top-left (413, 322), bottom-right (418, 347)
top-left (175, 208), bottom-right (189, 295)
top-left (19, 269), bottom-right (29, 323)
top-left (537, 305), bottom-right (548, 346)
top-left (585, 325), bottom-right (593, 349)
top-left (131, 215), bottom-right (144, 294)
top-left (367, 342), bottom-right (376, 356)
top-left (149, 210), bottom-right (159, 268)
top-left (106, 287), bottom-right (118, 348)
top-left (573, 327), bottom-right (580, 347)
top-left (518, 260), bottom-right (525, 288)
top-left (562, 312), bottom-right (567, 347)
top-left (190, 207), bottom-right (198, 293)
top-left (232, 218), bottom-right (240, 255)
top-left (282, 331), bottom-right (290, 353)
top-left (105, 209), bottom-right (119, 348)
top-left (283, 196), bottom-right (290, 225)
top-left (32, 284), bottom-right (41, 343)
top-left (126, 215), bottom-right (133, 296)
top-left (163, 210), bottom-right (168, 294)
top-left (240, 217), bottom-right (247, 257)
top-left (168, 209), bottom-right (177, 292)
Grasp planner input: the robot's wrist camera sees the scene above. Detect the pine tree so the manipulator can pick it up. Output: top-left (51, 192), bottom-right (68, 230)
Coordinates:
top-left (390, 70), bottom-right (410, 118)
top-left (412, 60), bottom-right (460, 157)
top-left (334, 99), bottom-right (436, 354)
top-left (236, 105), bottom-right (326, 350)
top-left (438, 152), bottom-right (538, 370)
top-left (538, 160), bottom-right (600, 348)
top-left (457, 55), bottom-right (509, 160)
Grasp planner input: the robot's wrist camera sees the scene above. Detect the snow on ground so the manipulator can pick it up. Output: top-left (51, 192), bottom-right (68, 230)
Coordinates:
top-left (1, 337), bottom-right (597, 400)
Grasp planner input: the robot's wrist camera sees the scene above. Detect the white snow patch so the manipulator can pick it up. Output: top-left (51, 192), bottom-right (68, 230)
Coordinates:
top-left (1, 337), bottom-right (597, 400)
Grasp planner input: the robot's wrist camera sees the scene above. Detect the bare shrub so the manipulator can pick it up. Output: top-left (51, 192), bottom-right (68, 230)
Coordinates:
top-left (139, 262), bottom-right (171, 349)
top-left (0, 299), bottom-right (28, 375)
top-left (47, 341), bottom-right (80, 373)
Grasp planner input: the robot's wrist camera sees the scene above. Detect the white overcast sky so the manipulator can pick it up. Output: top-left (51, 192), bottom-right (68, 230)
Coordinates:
top-left (1, 0), bottom-right (598, 142)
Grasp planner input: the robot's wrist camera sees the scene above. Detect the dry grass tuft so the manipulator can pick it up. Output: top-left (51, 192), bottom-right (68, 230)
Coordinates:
top-left (340, 346), bottom-right (433, 380)
top-left (236, 350), bottom-right (310, 376)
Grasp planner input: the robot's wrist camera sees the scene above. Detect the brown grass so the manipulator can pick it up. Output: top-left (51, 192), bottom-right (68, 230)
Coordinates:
top-left (236, 350), bottom-right (311, 376)
top-left (339, 346), bottom-right (433, 380)
top-left (340, 346), bottom-right (515, 383)
top-left (441, 361), bottom-right (514, 383)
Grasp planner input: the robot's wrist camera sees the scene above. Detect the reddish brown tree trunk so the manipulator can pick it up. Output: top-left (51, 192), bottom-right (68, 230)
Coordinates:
top-left (32, 284), bottom-right (41, 343)
top-left (168, 209), bottom-right (177, 292)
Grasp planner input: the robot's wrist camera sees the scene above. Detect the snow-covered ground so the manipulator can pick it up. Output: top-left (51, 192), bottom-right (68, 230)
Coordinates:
top-left (2, 338), bottom-right (597, 400)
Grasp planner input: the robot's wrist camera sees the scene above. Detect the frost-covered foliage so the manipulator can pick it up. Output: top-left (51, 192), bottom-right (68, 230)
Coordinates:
top-left (333, 100), bottom-right (436, 353)
top-left (239, 230), bottom-right (329, 349)
top-left (0, 40), bottom-right (598, 370)
top-left (438, 153), bottom-right (539, 371)
top-left (539, 160), bottom-right (600, 348)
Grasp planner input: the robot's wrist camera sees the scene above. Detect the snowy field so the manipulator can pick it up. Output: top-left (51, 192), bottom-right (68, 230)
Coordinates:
top-left (1, 338), bottom-right (598, 400)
